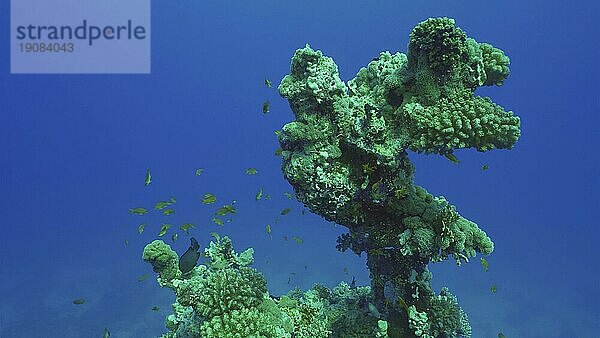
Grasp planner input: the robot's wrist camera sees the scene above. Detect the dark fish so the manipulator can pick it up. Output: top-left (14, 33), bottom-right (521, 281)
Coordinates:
top-left (72, 298), bottom-right (85, 305)
top-left (350, 276), bottom-right (356, 288)
top-left (179, 237), bottom-right (201, 274)
top-left (151, 306), bottom-right (160, 312)
top-left (444, 153), bottom-right (460, 164)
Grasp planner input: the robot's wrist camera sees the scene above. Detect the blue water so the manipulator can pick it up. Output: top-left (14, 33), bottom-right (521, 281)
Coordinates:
top-left (1, 1), bottom-right (599, 337)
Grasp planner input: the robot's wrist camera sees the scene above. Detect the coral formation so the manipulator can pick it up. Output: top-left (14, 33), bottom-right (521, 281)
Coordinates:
top-left (277, 17), bottom-right (521, 337)
top-left (143, 236), bottom-right (390, 337)
top-left (142, 18), bottom-right (520, 337)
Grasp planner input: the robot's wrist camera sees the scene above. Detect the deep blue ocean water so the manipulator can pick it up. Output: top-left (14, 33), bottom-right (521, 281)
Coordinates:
top-left (1, 1), bottom-right (599, 337)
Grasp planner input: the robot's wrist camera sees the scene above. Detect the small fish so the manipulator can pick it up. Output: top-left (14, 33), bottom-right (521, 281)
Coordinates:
top-left (498, 333), bottom-right (506, 338)
top-left (287, 272), bottom-right (296, 284)
top-left (151, 306), bottom-right (160, 312)
top-left (103, 327), bottom-right (110, 338)
top-left (180, 223), bottom-right (195, 234)
top-left (255, 188), bottom-right (263, 200)
top-left (482, 164), bottom-right (490, 170)
top-left (225, 219), bottom-right (232, 223)
top-left (265, 225), bottom-right (272, 239)
top-left (350, 276), bottom-right (356, 288)
top-left (368, 303), bottom-right (381, 318)
top-left (304, 265), bottom-right (307, 270)
top-left (212, 217), bottom-right (224, 226)
top-left (137, 223), bottom-right (146, 234)
top-left (343, 267), bottom-right (349, 275)
top-left (397, 296), bottom-right (410, 314)
top-left (210, 232), bottom-right (220, 241)
top-left (202, 193), bottom-right (217, 204)
top-left (138, 274), bottom-right (148, 282)
top-left (246, 168), bottom-right (258, 175)
top-left (158, 223), bottom-right (172, 236)
top-left (215, 204), bottom-right (236, 216)
top-left (170, 196), bottom-right (176, 203)
top-left (172, 233), bottom-right (178, 242)
top-left (444, 153), bottom-right (460, 164)
top-left (265, 79), bottom-right (272, 88)
top-left (301, 209), bottom-right (306, 215)
top-left (265, 194), bottom-right (271, 200)
top-left (124, 239), bottom-right (129, 247)
top-left (292, 236), bottom-right (303, 244)
top-left (145, 169), bottom-right (152, 186)
top-left (371, 179), bottom-right (382, 192)
top-left (72, 298), bottom-right (85, 305)
top-left (154, 201), bottom-right (172, 210)
top-left (283, 235), bottom-right (288, 241)
top-left (129, 207), bottom-right (148, 215)
top-left (162, 209), bottom-right (175, 216)
top-left (179, 237), bottom-right (201, 274)
top-left (283, 192), bottom-right (294, 200)
top-left (481, 257), bottom-right (489, 272)
top-left (195, 168), bottom-right (205, 176)
top-left (490, 284), bottom-right (497, 293)
top-left (281, 208), bottom-right (291, 215)
top-left (262, 101), bottom-right (270, 114)
top-left (274, 148), bottom-right (283, 157)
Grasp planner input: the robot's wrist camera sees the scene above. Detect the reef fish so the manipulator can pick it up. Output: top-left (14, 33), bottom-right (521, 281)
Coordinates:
top-left (129, 207), bottom-right (148, 215)
top-left (179, 237), bottom-right (201, 274)
top-left (103, 327), bottom-right (110, 338)
top-left (72, 298), bottom-right (85, 305)
top-left (202, 193), bottom-right (217, 204)
top-left (444, 153), bottom-right (460, 164)
top-left (481, 257), bottom-right (489, 272)
top-left (158, 224), bottom-right (172, 236)
top-left (145, 169), bottom-right (152, 186)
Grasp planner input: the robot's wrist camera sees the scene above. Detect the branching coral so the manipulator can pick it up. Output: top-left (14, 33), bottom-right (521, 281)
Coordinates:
top-left (277, 17), bottom-right (521, 337)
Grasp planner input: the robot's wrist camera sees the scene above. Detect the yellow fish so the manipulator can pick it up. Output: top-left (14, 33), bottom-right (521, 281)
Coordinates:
top-left (158, 224), bottom-right (172, 236)
top-left (129, 207), bottom-right (148, 215)
top-left (202, 193), bottom-right (216, 204)
top-left (481, 257), bottom-right (489, 272)
top-left (265, 225), bottom-right (272, 239)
